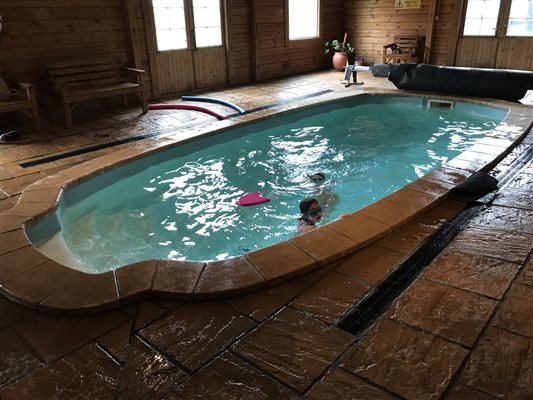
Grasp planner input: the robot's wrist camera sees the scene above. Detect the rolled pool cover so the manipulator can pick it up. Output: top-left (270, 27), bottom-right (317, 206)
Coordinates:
top-left (388, 63), bottom-right (533, 102)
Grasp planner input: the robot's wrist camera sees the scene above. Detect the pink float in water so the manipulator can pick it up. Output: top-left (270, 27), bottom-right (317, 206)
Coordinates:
top-left (237, 192), bottom-right (271, 206)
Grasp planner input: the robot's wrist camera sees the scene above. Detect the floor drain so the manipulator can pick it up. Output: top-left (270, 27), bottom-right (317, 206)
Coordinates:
top-left (336, 203), bottom-right (481, 337)
top-left (20, 133), bottom-right (156, 168)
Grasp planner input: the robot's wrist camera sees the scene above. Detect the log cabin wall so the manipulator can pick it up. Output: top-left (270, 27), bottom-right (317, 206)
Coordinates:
top-left (0, 0), bottom-right (156, 118)
top-left (0, 0), bottom-right (342, 101)
top-left (344, 0), bottom-right (532, 71)
top-left (252, 0), bottom-right (344, 81)
top-left (344, 0), bottom-right (434, 65)
top-left (0, 1), bottom-right (138, 84)
top-left (226, 0), bottom-right (253, 85)
top-left (0, 0), bottom-right (530, 109)
top-left (430, 0), bottom-right (463, 66)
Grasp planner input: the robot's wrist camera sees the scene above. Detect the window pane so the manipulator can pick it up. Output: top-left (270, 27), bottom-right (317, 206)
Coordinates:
top-left (156, 29), bottom-right (187, 51)
top-left (193, 0), bottom-right (222, 47)
top-left (465, 0), bottom-right (484, 18)
top-left (509, 0), bottom-right (532, 17)
top-left (507, 0), bottom-right (533, 36)
top-left (153, 0), bottom-right (187, 51)
top-left (464, 19), bottom-right (482, 35)
top-left (195, 27), bottom-right (223, 47)
top-left (463, 0), bottom-right (500, 36)
top-left (478, 18), bottom-right (498, 34)
top-left (289, 0), bottom-right (319, 40)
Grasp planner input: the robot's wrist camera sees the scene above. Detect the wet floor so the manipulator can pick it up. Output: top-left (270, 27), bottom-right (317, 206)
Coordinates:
top-left (0, 71), bottom-right (532, 399)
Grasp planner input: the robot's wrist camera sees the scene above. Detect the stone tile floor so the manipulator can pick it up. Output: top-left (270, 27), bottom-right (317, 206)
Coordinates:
top-left (0, 71), bottom-right (532, 399)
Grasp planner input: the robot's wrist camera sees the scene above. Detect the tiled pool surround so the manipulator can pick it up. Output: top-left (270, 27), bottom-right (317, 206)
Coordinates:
top-left (1, 91), bottom-right (531, 315)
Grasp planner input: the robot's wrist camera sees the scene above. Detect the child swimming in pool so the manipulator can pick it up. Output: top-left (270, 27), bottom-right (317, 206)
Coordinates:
top-left (308, 172), bottom-right (339, 216)
top-left (296, 197), bottom-right (323, 234)
top-left (296, 174), bottom-right (351, 234)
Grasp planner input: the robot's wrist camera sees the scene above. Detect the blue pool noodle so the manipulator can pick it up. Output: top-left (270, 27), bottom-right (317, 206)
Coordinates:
top-left (181, 96), bottom-right (246, 115)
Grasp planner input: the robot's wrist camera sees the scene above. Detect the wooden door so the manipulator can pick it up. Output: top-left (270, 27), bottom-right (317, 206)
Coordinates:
top-left (143, 0), bottom-right (228, 98)
top-left (154, 48), bottom-right (228, 96)
top-left (454, 0), bottom-right (533, 70)
top-left (193, 47), bottom-right (228, 89)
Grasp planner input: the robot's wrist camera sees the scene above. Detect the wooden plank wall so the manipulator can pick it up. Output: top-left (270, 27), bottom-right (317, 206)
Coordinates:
top-left (156, 51), bottom-right (196, 96)
top-left (455, 38), bottom-right (499, 67)
top-left (431, 0), bottom-right (462, 65)
top-left (131, 0), bottom-right (153, 100)
top-left (225, 0), bottom-right (253, 85)
top-left (344, 0), bottom-right (433, 65)
top-left (254, 0), bottom-right (344, 81)
top-left (495, 38), bottom-right (533, 70)
top-left (194, 47), bottom-right (228, 89)
top-left (455, 37), bottom-right (533, 70)
top-left (0, 1), bottom-right (131, 83)
top-left (1, 0), bottom-right (530, 106)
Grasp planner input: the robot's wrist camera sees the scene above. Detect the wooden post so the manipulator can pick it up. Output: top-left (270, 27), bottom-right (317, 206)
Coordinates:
top-left (448, 0), bottom-right (465, 66)
top-left (341, 32), bottom-right (347, 52)
top-left (251, 0), bottom-right (259, 81)
top-left (223, 0), bottom-right (232, 85)
top-left (123, 0), bottom-right (141, 69)
top-left (424, 0), bottom-right (439, 64)
top-left (141, 0), bottom-right (161, 99)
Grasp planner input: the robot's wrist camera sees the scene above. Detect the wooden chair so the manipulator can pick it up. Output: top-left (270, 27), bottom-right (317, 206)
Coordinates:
top-left (0, 72), bottom-right (42, 133)
top-left (383, 35), bottom-right (423, 64)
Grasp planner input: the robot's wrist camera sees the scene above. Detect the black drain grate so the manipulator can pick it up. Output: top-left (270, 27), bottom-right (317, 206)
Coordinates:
top-left (20, 133), bottom-right (156, 168)
top-left (336, 204), bottom-right (482, 337)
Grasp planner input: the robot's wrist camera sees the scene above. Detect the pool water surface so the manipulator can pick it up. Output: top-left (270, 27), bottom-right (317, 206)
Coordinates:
top-left (28, 95), bottom-right (506, 272)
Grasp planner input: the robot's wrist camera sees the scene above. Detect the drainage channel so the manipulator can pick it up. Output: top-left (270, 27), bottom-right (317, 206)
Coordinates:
top-left (337, 134), bottom-right (533, 338)
top-left (19, 89), bottom-right (333, 169)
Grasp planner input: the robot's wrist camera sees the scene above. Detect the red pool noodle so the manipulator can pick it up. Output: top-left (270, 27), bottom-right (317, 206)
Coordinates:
top-left (148, 104), bottom-right (227, 120)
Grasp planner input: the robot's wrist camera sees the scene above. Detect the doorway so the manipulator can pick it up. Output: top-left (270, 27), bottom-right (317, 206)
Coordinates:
top-left (143, 0), bottom-right (228, 98)
top-left (454, 0), bottom-right (533, 70)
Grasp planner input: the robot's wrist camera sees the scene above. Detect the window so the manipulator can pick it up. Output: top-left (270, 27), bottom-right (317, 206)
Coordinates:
top-left (193, 0), bottom-right (223, 47)
top-left (153, 0), bottom-right (188, 51)
top-left (152, 0), bottom-right (223, 51)
top-left (507, 0), bottom-right (533, 36)
top-left (288, 0), bottom-right (319, 40)
top-left (463, 0), bottom-right (500, 36)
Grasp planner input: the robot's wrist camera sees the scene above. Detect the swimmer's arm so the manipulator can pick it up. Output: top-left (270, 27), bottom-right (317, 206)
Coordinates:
top-left (298, 224), bottom-right (316, 233)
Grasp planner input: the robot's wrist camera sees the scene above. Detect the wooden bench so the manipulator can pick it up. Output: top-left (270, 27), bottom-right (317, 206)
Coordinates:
top-left (383, 35), bottom-right (424, 64)
top-left (0, 74), bottom-right (41, 134)
top-left (42, 56), bottom-right (147, 127)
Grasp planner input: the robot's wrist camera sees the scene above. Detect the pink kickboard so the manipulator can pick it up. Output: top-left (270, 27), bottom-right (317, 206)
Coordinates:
top-left (238, 191), bottom-right (270, 206)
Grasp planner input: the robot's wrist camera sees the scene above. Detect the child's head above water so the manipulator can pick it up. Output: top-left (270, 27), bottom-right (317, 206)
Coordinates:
top-left (299, 197), bottom-right (322, 222)
top-left (309, 172), bottom-right (325, 182)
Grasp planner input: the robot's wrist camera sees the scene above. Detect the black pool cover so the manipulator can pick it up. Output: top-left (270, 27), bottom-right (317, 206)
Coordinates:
top-left (388, 63), bottom-right (533, 102)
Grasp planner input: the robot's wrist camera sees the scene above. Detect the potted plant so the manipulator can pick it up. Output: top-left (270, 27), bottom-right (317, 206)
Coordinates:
top-left (324, 33), bottom-right (355, 71)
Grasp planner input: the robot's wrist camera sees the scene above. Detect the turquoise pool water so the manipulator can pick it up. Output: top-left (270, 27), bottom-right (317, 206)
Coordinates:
top-left (28, 96), bottom-right (506, 272)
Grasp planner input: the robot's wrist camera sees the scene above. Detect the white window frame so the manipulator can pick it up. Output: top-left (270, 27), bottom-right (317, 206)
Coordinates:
top-left (462, 0), bottom-right (501, 36)
top-left (152, 0), bottom-right (189, 51)
top-left (462, 0), bottom-right (533, 37)
top-left (506, 0), bottom-right (533, 37)
top-left (287, 0), bottom-right (320, 41)
top-left (151, 0), bottom-right (224, 52)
